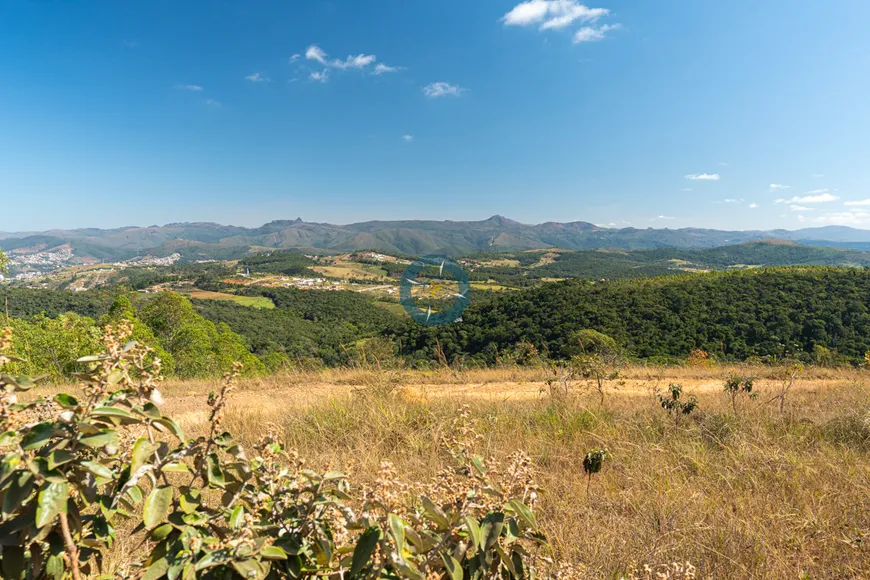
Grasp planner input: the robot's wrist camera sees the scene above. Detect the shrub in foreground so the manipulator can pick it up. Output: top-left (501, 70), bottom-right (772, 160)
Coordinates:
top-left (0, 323), bottom-right (550, 579)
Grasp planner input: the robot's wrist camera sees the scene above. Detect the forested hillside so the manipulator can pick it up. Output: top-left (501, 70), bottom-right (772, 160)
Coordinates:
top-left (395, 267), bottom-right (870, 365)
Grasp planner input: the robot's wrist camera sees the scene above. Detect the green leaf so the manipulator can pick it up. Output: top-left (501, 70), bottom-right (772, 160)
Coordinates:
top-left (179, 489), bottom-right (201, 514)
top-left (151, 523), bottom-right (174, 541)
top-left (80, 461), bottom-right (115, 480)
top-left (441, 553), bottom-right (464, 580)
top-left (130, 438), bottom-right (156, 475)
top-left (142, 402), bottom-right (162, 419)
top-left (143, 485), bottom-right (173, 528)
top-left (421, 496), bottom-right (450, 530)
top-left (350, 526), bottom-right (380, 577)
top-left (1, 545), bottom-right (25, 580)
top-left (141, 557), bottom-right (170, 580)
top-left (231, 559), bottom-right (269, 580)
top-left (464, 516), bottom-right (482, 551)
top-left (259, 546), bottom-right (288, 560)
top-left (479, 513), bottom-right (505, 552)
top-left (161, 462), bottom-right (191, 474)
top-left (54, 393), bottom-right (80, 409)
top-left (47, 450), bottom-right (75, 471)
top-left (153, 417), bottom-right (184, 440)
top-left (229, 505), bottom-right (245, 529)
top-left (471, 455), bottom-right (487, 477)
top-left (205, 454), bottom-right (225, 489)
top-left (35, 482), bottom-right (69, 528)
top-left (79, 429), bottom-right (118, 449)
top-left (21, 422), bottom-right (56, 450)
top-left (0, 430), bottom-right (18, 446)
top-left (389, 514), bottom-right (406, 555)
top-left (91, 406), bottom-right (135, 420)
top-left (507, 499), bottom-right (538, 530)
top-left (3, 472), bottom-right (34, 516)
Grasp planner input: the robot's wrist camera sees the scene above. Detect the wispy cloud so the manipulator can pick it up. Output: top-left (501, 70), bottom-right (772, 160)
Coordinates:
top-left (844, 199), bottom-right (870, 206)
top-left (176, 84), bottom-right (203, 91)
top-left (306, 45), bottom-right (329, 65)
top-left (304, 44), bottom-right (400, 75)
top-left (790, 205), bottom-right (815, 211)
top-left (245, 73), bottom-right (270, 82)
top-left (289, 53), bottom-right (301, 63)
top-left (424, 82), bottom-right (465, 98)
top-left (374, 63), bottom-right (403, 75)
top-left (310, 70), bottom-right (329, 83)
top-left (502, 1), bottom-right (608, 29)
top-left (205, 98), bottom-right (221, 107)
top-left (401, 135), bottom-right (414, 142)
top-left (749, 203), bottom-right (758, 209)
top-left (685, 173), bottom-right (720, 181)
top-left (654, 215), bottom-right (675, 220)
top-left (776, 190), bottom-right (839, 204)
top-left (769, 183), bottom-right (790, 191)
top-left (574, 23), bottom-right (621, 43)
top-left (502, 1), bottom-right (620, 45)
top-left (813, 209), bottom-right (870, 225)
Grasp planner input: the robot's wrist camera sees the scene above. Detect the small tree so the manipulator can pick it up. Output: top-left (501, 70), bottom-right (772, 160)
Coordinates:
top-left (582, 448), bottom-right (610, 494)
top-left (771, 362), bottom-right (802, 415)
top-left (567, 330), bottom-right (624, 405)
top-left (724, 374), bottom-right (755, 415)
top-left (658, 383), bottom-right (698, 426)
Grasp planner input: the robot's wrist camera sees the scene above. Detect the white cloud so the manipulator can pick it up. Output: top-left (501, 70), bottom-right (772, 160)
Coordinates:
top-left (685, 173), bottom-right (720, 181)
top-left (574, 23), bottom-right (621, 43)
top-left (814, 210), bottom-right (870, 225)
top-left (176, 84), bottom-right (203, 91)
top-left (245, 72), bottom-right (269, 82)
top-left (331, 54), bottom-right (376, 70)
top-left (374, 63), bottom-right (403, 75)
top-left (805, 188), bottom-right (830, 195)
top-left (749, 203), bottom-right (758, 209)
top-left (769, 183), bottom-right (790, 191)
top-left (306, 45), bottom-right (328, 64)
top-left (790, 205), bottom-right (815, 212)
top-left (797, 215), bottom-right (806, 222)
top-left (502, 1), bottom-right (609, 29)
top-left (844, 199), bottom-right (870, 206)
top-left (776, 191), bottom-right (839, 204)
top-left (723, 198), bottom-right (741, 203)
top-left (304, 44), bottom-right (394, 74)
top-left (401, 134), bottom-right (414, 142)
top-left (655, 215), bottom-right (675, 220)
top-left (310, 70), bottom-right (329, 83)
top-left (424, 82), bottom-right (464, 98)
top-left (205, 98), bottom-right (221, 107)
top-left (289, 54), bottom-right (301, 63)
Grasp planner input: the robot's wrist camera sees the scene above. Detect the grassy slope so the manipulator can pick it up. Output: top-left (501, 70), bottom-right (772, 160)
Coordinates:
top-left (32, 365), bottom-right (870, 578)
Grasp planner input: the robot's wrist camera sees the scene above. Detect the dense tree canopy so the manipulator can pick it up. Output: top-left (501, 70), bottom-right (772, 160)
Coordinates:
top-left (393, 267), bottom-right (870, 365)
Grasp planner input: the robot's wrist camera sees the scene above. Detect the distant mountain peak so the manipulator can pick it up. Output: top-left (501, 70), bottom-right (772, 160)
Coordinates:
top-left (483, 215), bottom-right (521, 226)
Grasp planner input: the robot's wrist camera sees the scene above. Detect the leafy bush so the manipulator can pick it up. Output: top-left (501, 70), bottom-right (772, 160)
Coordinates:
top-left (657, 384), bottom-right (698, 426)
top-left (0, 324), bottom-right (554, 579)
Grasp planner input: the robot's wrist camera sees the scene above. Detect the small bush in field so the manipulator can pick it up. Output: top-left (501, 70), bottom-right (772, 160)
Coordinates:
top-left (0, 323), bottom-right (554, 579)
top-left (582, 449), bottom-right (610, 494)
top-left (686, 349), bottom-right (713, 368)
top-left (724, 375), bottom-right (755, 415)
top-left (657, 383), bottom-right (698, 426)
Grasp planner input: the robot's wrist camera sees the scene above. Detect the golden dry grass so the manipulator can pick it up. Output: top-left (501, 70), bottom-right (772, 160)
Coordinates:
top-left (31, 366), bottom-right (870, 578)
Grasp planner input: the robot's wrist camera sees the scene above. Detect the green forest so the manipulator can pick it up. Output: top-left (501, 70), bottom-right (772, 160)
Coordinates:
top-left (395, 267), bottom-right (870, 365)
top-left (6, 237), bottom-right (870, 377)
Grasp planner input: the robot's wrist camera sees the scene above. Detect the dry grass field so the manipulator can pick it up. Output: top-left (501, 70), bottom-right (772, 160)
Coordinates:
top-left (32, 365), bottom-right (870, 578)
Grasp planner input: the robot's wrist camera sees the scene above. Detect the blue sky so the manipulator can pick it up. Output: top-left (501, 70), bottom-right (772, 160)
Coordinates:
top-left (2, 0), bottom-right (870, 232)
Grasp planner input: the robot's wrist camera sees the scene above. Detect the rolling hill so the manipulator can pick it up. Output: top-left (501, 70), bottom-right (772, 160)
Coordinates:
top-left (5, 216), bottom-right (870, 262)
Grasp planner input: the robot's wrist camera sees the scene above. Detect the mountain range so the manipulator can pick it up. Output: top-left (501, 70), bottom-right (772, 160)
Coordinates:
top-left (4, 216), bottom-right (870, 262)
